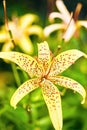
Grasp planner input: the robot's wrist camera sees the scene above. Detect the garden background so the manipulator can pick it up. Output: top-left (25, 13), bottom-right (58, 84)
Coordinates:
top-left (0, 0), bottom-right (87, 130)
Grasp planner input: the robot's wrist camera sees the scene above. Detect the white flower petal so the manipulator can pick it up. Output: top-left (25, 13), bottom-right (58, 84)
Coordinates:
top-left (63, 19), bottom-right (76, 42)
top-left (44, 23), bottom-right (65, 37)
top-left (56, 0), bottom-right (71, 23)
top-left (77, 21), bottom-right (87, 28)
top-left (49, 12), bottom-right (64, 22)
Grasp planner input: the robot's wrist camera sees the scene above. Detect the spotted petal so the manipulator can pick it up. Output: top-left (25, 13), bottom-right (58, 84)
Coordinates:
top-left (49, 76), bottom-right (86, 104)
top-left (0, 52), bottom-right (43, 77)
top-left (38, 41), bottom-right (51, 71)
top-left (41, 79), bottom-right (62, 130)
top-left (48, 49), bottom-right (86, 76)
top-left (10, 78), bottom-right (40, 109)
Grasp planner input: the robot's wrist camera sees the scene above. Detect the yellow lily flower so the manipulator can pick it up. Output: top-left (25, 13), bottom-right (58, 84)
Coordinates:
top-left (0, 14), bottom-right (43, 54)
top-left (44, 0), bottom-right (87, 42)
top-left (0, 41), bottom-right (86, 130)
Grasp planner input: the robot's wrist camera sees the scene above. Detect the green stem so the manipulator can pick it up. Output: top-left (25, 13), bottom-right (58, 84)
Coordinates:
top-left (22, 71), bottom-right (29, 80)
top-left (11, 63), bottom-right (21, 86)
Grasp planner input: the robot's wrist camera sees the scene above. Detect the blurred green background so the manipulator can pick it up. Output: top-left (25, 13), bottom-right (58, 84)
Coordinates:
top-left (0, 0), bottom-right (87, 130)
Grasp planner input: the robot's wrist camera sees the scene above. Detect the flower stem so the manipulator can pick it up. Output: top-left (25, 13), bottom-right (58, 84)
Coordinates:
top-left (11, 63), bottom-right (21, 86)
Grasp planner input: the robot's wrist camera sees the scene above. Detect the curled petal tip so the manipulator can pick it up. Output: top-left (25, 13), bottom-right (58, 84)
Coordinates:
top-left (10, 103), bottom-right (17, 109)
top-left (10, 100), bottom-right (17, 109)
top-left (14, 106), bottom-right (17, 109)
top-left (84, 54), bottom-right (87, 59)
top-left (10, 96), bottom-right (17, 109)
top-left (81, 91), bottom-right (86, 104)
top-left (81, 99), bottom-right (85, 104)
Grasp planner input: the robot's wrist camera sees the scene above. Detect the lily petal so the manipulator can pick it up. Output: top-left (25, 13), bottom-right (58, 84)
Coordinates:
top-left (19, 14), bottom-right (39, 29)
top-left (44, 23), bottom-right (65, 37)
top-left (41, 79), bottom-right (62, 130)
top-left (49, 76), bottom-right (86, 104)
top-left (49, 12), bottom-right (65, 22)
top-left (2, 42), bottom-right (14, 52)
top-left (18, 35), bottom-right (33, 54)
top-left (0, 30), bottom-right (9, 42)
top-left (38, 41), bottom-right (51, 71)
top-left (10, 78), bottom-right (40, 109)
top-left (27, 25), bottom-right (43, 39)
top-left (48, 49), bottom-right (86, 76)
top-left (77, 20), bottom-right (87, 28)
top-left (63, 19), bottom-right (76, 42)
top-left (0, 52), bottom-right (43, 77)
top-left (56, 0), bottom-right (71, 23)
top-left (8, 21), bottom-right (34, 54)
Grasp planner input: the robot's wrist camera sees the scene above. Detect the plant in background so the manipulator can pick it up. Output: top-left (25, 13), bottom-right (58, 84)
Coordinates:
top-left (0, 41), bottom-right (86, 130)
top-left (0, 13), bottom-right (43, 54)
top-left (44, 0), bottom-right (87, 42)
